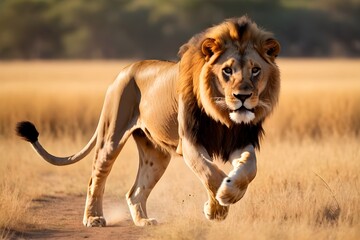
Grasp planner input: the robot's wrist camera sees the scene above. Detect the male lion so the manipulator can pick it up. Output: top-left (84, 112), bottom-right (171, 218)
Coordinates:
top-left (16, 16), bottom-right (280, 227)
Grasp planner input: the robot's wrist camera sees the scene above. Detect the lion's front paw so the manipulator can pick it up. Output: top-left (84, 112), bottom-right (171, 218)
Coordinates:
top-left (216, 177), bottom-right (248, 206)
top-left (134, 218), bottom-right (158, 227)
top-left (84, 216), bottom-right (106, 227)
top-left (203, 200), bottom-right (229, 221)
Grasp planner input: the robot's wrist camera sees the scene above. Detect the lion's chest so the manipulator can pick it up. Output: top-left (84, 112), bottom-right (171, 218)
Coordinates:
top-left (196, 114), bottom-right (263, 162)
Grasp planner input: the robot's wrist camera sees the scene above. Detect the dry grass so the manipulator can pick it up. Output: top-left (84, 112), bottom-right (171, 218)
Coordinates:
top-left (0, 59), bottom-right (359, 239)
top-left (266, 59), bottom-right (360, 139)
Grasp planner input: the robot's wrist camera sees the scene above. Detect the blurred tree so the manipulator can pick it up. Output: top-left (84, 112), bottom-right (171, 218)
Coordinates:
top-left (0, 0), bottom-right (358, 59)
top-left (0, 0), bottom-right (64, 58)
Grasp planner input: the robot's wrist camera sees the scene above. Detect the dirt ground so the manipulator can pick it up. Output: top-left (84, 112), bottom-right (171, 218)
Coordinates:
top-left (15, 195), bottom-right (149, 240)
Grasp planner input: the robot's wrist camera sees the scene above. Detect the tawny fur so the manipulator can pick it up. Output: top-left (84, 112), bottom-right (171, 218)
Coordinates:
top-left (17, 16), bottom-right (280, 227)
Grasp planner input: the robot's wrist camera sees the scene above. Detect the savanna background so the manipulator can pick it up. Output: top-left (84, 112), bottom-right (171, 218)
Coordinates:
top-left (0, 0), bottom-right (359, 239)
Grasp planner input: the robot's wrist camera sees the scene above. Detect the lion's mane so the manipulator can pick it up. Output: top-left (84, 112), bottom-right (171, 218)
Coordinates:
top-left (177, 16), bottom-right (280, 161)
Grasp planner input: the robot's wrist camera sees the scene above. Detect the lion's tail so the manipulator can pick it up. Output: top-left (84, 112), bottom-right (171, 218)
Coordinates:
top-left (16, 121), bottom-right (97, 166)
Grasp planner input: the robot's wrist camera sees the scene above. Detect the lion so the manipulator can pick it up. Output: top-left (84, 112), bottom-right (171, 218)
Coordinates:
top-left (16, 16), bottom-right (280, 227)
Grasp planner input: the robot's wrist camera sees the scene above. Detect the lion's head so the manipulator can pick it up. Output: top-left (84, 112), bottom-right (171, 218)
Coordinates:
top-left (179, 16), bottom-right (280, 127)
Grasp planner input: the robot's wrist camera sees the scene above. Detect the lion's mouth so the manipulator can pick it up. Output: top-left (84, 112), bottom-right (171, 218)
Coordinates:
top-left (230, 106), bottom-right (255, 113)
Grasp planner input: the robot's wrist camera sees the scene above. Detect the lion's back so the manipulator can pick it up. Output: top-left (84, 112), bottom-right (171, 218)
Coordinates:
top-left (133, 60), bottom-right (180, 152)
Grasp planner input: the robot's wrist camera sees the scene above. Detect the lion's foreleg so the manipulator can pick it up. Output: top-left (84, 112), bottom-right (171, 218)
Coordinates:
top-left (216, 145), bottom-right (257, 206)
top-left (182, 138), bottom-right (229, 221)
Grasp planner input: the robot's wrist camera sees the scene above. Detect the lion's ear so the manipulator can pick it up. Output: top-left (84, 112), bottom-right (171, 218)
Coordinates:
top-left (263, 38), bottom-right (280, 61)
top-left (201, 38), bottom-right (219, 61)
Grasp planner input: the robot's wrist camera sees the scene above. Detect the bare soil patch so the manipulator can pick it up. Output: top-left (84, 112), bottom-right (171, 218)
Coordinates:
top-left (15, 195), bottom-right (148, 240)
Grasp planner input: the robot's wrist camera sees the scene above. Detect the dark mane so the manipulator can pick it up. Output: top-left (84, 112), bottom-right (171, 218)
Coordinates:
top-left (194, 106), bottom-right (263, 162)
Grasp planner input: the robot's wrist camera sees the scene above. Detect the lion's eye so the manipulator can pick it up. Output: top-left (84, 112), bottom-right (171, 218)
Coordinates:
top-left (252, 67), bottom-right (261, 77)
top-left (222, 67), bottom-right (233, 77)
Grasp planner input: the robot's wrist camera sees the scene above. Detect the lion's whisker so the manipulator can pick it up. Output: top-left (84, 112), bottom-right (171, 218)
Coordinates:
top-left (213, 98), bottom-right (228, 110)
top-left (258, 100), bottom-right (272, 112)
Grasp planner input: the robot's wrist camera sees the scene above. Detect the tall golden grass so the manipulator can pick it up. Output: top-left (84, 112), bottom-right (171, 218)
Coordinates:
top-left (0, 59), bottom-right (359, 239)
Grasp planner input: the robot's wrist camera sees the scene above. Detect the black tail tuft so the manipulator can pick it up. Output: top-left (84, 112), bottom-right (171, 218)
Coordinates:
top-left (16, 121), bottom-right (39, 143)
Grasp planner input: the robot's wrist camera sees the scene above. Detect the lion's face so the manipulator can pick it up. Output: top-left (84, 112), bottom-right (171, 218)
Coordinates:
top-left (208, 45), bottom-right (274, 124)
top-left (180, 17), bottom-right (280, 127)
top-left (198, 36), bottom-right (280, 127)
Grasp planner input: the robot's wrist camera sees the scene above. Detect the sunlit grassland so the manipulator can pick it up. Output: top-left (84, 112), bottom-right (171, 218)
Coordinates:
top-left (0, 59), bottom-right (359, 239)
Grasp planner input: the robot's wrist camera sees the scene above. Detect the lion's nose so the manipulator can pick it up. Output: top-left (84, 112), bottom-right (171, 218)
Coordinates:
top-left (233, 93), bottom-right (252, 102)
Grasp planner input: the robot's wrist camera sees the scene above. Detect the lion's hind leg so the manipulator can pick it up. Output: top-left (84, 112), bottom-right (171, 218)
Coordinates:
top-left (83, 126), bottom-right (134, 227)
top-left (126, 129), bottom-right (171, 226)
top-left (83, 80), bottom-right (140, 227)
top-left (83, 137), bottom-right (120, 227)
